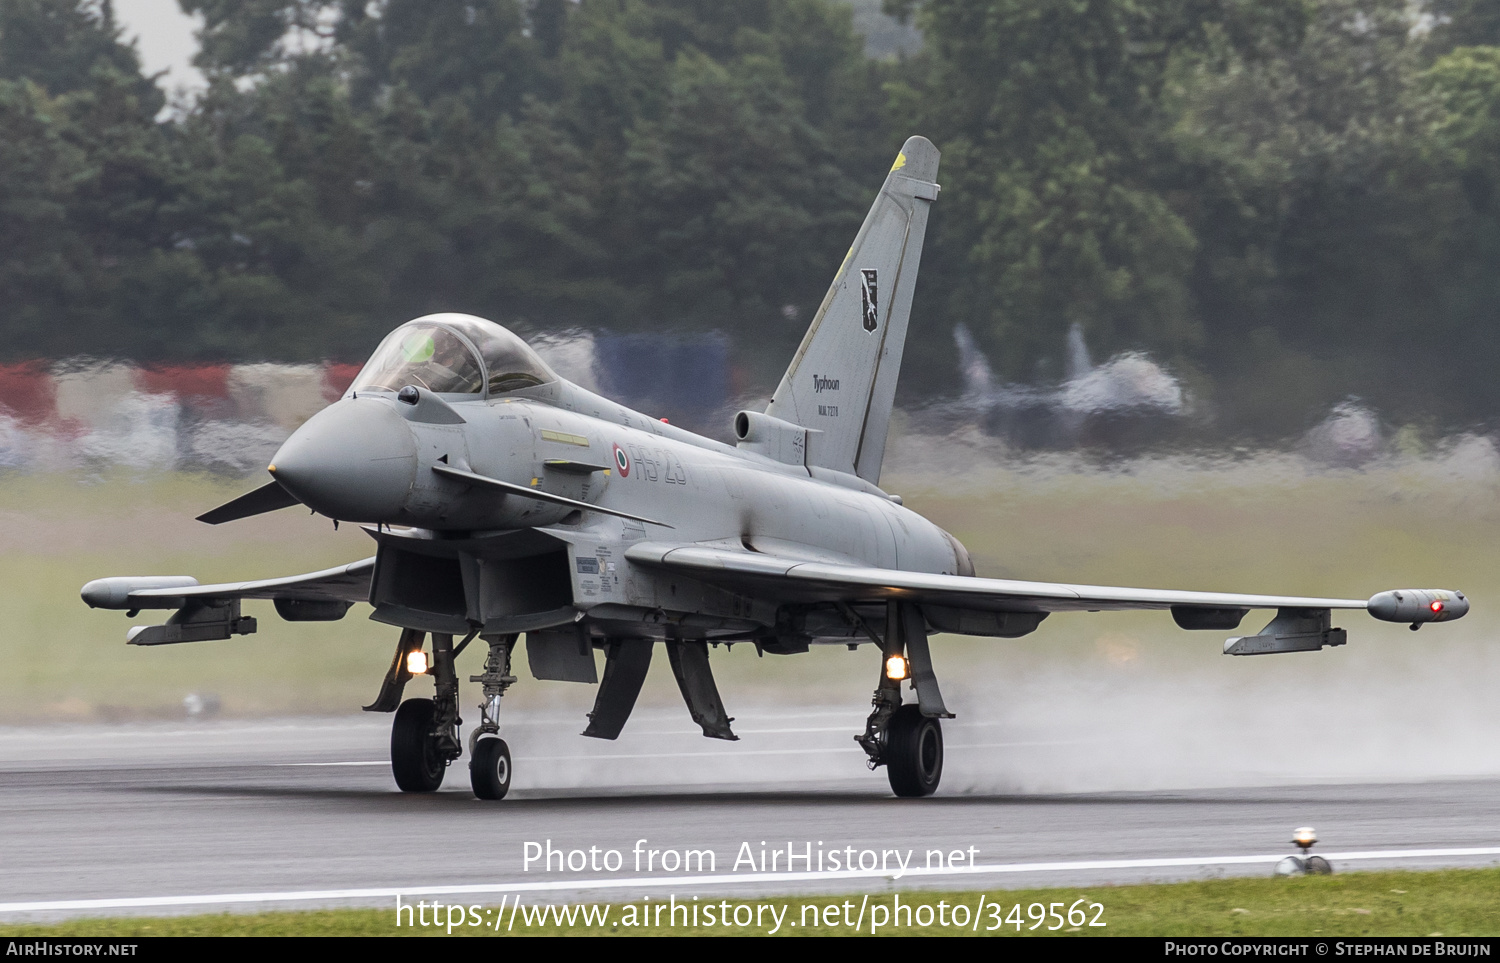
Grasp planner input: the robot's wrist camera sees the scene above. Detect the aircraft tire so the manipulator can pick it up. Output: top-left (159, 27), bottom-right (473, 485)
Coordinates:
top-left (1304, 856), bottom-right (1333, 875)
top-left (470, 736), bottom-right (512, 801)
top-left (886, 705), bottom-right (942, 798)
top-left (391, 698), bottom-right (446, 793)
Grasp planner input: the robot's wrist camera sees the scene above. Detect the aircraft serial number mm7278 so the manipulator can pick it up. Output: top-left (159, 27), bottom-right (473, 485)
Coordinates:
top-left (82, 136), bottom-right (1468, 800)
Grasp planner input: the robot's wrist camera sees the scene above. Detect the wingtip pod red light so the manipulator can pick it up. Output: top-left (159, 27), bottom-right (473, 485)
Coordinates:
top-left (1367, 589), bottom-right (1468, 624)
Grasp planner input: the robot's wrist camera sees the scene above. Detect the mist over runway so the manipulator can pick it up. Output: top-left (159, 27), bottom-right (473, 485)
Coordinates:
top-left (1, 708), bottom-right (1498, 920)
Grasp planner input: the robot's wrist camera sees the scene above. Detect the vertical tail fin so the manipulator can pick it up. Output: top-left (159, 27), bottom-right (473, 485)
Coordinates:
top-left (766, 136), bottom-right (939, 484)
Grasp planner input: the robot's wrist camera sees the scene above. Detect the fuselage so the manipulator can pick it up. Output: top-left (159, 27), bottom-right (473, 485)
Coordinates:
top-left (275, 383), bottom-right (970, 570)
top-left (261, 314), bottom-right (972, 644)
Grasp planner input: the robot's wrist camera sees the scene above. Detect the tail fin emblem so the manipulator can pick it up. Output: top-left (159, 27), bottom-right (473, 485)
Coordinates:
top-left (860, 269), bottom-right (879, 332)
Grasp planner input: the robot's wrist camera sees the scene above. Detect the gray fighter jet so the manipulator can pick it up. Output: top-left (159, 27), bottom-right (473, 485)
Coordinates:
top-left (81, 137), bottom-right (1469, 799)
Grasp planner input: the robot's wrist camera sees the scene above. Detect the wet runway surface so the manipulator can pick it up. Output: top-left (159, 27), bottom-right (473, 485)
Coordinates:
top-left (1, 711), bottom-right (1497, 919)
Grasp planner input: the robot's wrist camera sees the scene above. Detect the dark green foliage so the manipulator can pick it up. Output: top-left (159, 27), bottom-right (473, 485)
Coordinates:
top-left (5, 0), bottom-right (1500, 438)
top-left (892, 0), bottom-right (1500, 436)
top-left (181, 0), bottom-right (333, 77)
top-left (30, 0), bottom-right (888, 365)
top-left (0, 1), bottom-right (176, 357)
top-left (0, 0), bottom-right (159, 104)
top-left (1159, 0), bottom-right (1500, 431)
top-left (890, 0), bottom-right (1308, 386)
top-left (337, 0), bottom-right (543, 120)
top-left (0, 77), bottom-right (90, 355)
top-left (1432, 0), bottom-right (1500, 49)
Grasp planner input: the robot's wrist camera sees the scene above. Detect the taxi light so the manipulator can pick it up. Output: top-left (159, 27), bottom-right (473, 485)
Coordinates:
top-left (885, 655), bottom-right (908, 681)
top-left (1430, 600), bottom-right (1444, 613)
top-left (406, 650), bottom-right (430, 675)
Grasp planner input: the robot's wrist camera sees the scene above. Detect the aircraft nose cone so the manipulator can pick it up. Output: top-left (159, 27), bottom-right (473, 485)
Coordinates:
top-left (270, 399), bottom-right (417, 522)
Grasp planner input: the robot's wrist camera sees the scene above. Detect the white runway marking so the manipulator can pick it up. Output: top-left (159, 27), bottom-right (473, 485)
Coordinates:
top-left (2, 846), bottom-right (1497, 915)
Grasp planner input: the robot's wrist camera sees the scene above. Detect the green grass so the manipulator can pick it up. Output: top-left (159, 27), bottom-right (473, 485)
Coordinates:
top-left (3, 867), bottom-right (1497, 936)
top-left (0, 471), bottom-right (389, 719)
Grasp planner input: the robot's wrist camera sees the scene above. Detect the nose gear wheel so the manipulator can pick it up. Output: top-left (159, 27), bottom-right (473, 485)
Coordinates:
top-left (470, 735), bottom-right (512, 800)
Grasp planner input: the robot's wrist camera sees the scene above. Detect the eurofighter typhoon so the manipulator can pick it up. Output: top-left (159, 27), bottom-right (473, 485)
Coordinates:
top-left (82, 137), bottom-right (1469, 799)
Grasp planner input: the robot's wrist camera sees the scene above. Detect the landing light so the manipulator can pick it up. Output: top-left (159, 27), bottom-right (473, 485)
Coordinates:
top-left (885, 655), bottom-right (908, 681)
top-left (407, 650), bottom-right (430, 675)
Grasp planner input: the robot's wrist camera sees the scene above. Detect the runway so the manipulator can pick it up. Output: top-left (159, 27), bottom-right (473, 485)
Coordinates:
top-left (1, 710), bottom-right (1498, 920)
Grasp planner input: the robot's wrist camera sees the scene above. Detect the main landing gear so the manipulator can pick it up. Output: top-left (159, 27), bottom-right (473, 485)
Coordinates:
top-left (390, 630), bottom-right (463, 792)
top-left (859, 685), bottom-right (944, 798)
top-left (854, 602), bottom-right (952, 798)
top-left (885, 705), bottom-right (943, 797)
top-left (391, 697), bottom-right (447, 792)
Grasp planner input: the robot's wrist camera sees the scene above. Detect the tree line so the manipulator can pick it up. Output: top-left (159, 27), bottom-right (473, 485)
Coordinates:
top-left (3, 0), bottom-right (1500, 438)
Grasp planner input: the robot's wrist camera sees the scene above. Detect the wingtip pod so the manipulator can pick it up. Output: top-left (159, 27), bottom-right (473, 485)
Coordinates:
top-left (81, 576), bottom-right (199, 610)
top-left (1368, 589), bottom-right (1469, 624)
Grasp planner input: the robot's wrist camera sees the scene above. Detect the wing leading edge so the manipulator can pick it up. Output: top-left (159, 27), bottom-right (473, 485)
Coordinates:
top-left (625, 542), bottom-right (1370, 612)
top-left (624, 543), bottom-right (1467, 652)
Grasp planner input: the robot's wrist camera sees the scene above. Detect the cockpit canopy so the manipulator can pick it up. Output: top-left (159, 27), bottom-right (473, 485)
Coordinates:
top-left (351, 314), bottom-right (558, 398)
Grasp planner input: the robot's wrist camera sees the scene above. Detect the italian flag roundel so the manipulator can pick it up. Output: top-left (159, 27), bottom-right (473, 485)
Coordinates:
top-left (613, 443), bottom-right (630, 477)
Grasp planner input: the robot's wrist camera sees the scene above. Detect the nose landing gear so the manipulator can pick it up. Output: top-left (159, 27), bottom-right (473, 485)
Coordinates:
top-left (468, 634), bottom-right (517, 800)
